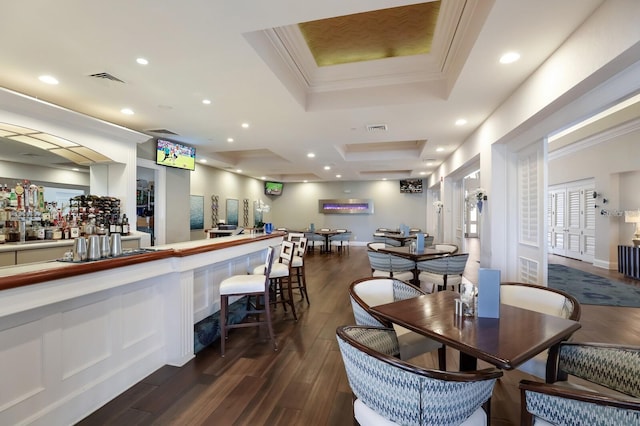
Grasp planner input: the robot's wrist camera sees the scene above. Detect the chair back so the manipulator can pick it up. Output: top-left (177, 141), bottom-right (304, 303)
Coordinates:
top-left (434, 243), bottom-right (458, 254)
top-left (500, 282), bottom-right (580, 320)
top-left (424, 235), bottom-right (434, 246)
top-left (366, 250), bottom-right (391, 273)
top-left (295, 237), bottom-right (308, 257)
top-left (258, 246), bottom-right (276, 284)
top-left (389, 254), bottom-right (415, 273)
top-left (287, 232), bottom-right (304, 242)
top-left (367, 242), bottom-right (385, 251)
top-left (349, 277), bottom-right (423, 327)
top-left (520, 342), bottom-right (640, 425)
top-left (416, 255), bottom-right (449, 274)
top-left (279, 240), bottom-right (295, 267)
top-left (336, 325), bottom-right (502, 426)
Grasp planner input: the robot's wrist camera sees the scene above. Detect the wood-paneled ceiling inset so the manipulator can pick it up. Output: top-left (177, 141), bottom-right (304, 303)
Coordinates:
top-left (299, 2), bottom-right (441, 67)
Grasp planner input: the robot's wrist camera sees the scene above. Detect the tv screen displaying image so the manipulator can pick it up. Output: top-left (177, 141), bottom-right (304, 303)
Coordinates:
top-left (264, 181), bottom-right (283, 196)
top-left (400, 178), bottom-right (423, 193)
top-left (156, 139), bottom-right (196, 171)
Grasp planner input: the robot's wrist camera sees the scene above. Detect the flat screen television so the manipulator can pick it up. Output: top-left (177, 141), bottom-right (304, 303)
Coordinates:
top-left (264, 181), bottom-right (283, 196)
top-left (399, 178), bottom-right (423, 193)
top-left (156, 139), bottom-right (196, 171)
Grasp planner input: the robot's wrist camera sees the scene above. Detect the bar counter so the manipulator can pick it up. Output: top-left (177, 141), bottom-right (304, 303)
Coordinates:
top-left (0, 232), bottom-right (284, 425)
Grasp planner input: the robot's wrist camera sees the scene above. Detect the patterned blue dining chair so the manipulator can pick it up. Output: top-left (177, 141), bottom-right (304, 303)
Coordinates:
top-left (349, 277), bottom-right (446, 369)
top-left (337, 325), bottom-right (503, 426)
top-left (520, 342), bottom-right (640, 425)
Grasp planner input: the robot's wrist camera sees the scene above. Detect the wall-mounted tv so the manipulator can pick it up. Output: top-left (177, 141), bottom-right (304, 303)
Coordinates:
top-left (400, 178), bottom-right (423, 193)
top-left (264, 181), bottom-right (283, 196)
top-left (156, 139), bottom-right (196, 171)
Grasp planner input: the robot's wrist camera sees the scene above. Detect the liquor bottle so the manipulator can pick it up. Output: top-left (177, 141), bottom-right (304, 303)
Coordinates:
top-left (9, 188), bottom-right (17, 208)
top-left (109, 216), bottom-right (116, 234)
top-left (122, 214), bottom-right (129, 235)
top-left (115, 215), bottom-right (122, 234)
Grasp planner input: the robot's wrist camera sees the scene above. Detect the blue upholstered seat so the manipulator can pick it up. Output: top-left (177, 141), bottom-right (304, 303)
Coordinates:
top-left (520, 342), bottom-right (640, 425)
top-left (337, 325), bottom-right (502, 426)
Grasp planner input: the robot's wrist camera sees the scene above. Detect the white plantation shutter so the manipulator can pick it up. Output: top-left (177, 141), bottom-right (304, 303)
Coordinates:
top-left (518, 153), bottom-right (538, 245)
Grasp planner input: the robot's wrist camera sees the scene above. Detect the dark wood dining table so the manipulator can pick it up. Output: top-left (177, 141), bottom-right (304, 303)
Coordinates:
top-left (378, 245), bottom-right (449, 261)
top-left (377, 245), bottom-right (449, 283)
top-left (314, 229), bottom-right (344, 253)
top-left (370, 290), bottom-right (581, 382)
top-left (376, 232), bottom-right (416, 246)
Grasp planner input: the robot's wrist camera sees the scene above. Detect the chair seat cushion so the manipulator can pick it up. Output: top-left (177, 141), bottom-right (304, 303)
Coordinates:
top-left (372, 270), bottom-right (392, 278)
top-left (220, 274), bottom-right (265, 295)
top-left (291, 256), bottom-right (303, 267)
top-left (354, 397), bottom-right (487, 426)
top-left (253, 262), bottom-right (289, 278)
top-left (391, 270), bottom-right (414, 282)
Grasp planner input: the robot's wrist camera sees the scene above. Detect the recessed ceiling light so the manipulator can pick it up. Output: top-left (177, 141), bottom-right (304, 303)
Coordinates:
top-left (227, 138), bottom-right (234, 143)
top-left (202, 99), bottom-right (211, 105)
top-left (499, 51), bottom-right (521, 64)
top-left (426, 162), bottom-right (434, 166)
top-left (307, 152), bottom-right (315, 158)
top-left (336, 174), bottom-right (342, 178)
top-left (236, 169), bottom-right (242, 173)
top-left (382, 178), bottom-right (387, 181)
top-left (260, 176), bottom-right (266, 180)
top-left (436, 147), bottom-right (445, 152)
top-left (419, 171), bottom-right (427, 175)
top-left (241, 122), bottom-right (249, 129)
top-left (303, 180), bottom-right (308, 183)
top-left (200, 159), bottom-right (207, 163)
top-left (121, 108), bottom-right (134, 115)
top-left (455, 118), bottom-right (467, 126)
top-left (38, 75), bottom-right (59, 85)
top-left (71, 168), bottom-right (80, 172)
top-left (324, 165), bottom-right (331, 170)
top-left (136, 57), bottom-right (149, 65)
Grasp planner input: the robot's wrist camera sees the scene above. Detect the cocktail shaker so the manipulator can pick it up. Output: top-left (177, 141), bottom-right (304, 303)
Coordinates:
top-left (110, 233), bottom-right (122, 257)
top-left (99, 235), bottom-right (110, 258)
top-left (87, 235), bottom-right (101, 260)
top-left (73, 237), bottom-right (88, 261)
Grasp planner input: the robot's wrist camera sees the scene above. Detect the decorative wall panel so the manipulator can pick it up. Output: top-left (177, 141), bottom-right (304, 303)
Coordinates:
top-left (318, 198), bottom-right (374, 214)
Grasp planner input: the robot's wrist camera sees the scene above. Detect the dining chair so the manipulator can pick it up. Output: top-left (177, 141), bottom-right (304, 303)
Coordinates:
top-left (349, 277), bottom-right (445, 367)
top-left (409, 227), bottom-right (422, 233)
top-left (366, 248), bottom-right (414, 282)
top-left (501, 282), bottom-right (581, 382)
top-left (520, 342), bottom-right (640, 425)
top-left (252, 240), bottom-right (298, 320)
top-left (219, 246), bottom-right (277, 356)
top-left (289, 236), bottom-right (310, 304)
top-left (336, 325), bottom-right (502, 426)
top-left (287, 232), bottom-right (304, 242)
top-left (304, 231), bottom-right (325, 252)
top-left (416, 253), bottom-right (469, 293)
top-left (389, 254), bottom-right (416, 283)
top-left (329, 230), bottom-right (351, 254)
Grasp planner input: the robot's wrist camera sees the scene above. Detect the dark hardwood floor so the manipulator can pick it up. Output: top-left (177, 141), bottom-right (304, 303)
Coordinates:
top-left (78, 241), bottom-right (640, 426)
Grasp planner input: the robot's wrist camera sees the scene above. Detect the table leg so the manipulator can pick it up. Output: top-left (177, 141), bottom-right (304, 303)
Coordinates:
top-left (459, 352), bottom-right (478, 371)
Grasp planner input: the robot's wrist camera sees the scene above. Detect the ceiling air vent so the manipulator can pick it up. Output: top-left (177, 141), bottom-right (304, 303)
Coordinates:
top-left (366, 124), bottom-right (388, 132)
top-left (88, 72), bottom-right (125, 83)
top-left (147, 129), bottom-right (179, 135)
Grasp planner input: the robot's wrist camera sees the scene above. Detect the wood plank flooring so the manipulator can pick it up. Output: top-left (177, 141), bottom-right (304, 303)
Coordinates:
top-left (78, 242), bottom-right (640, 426)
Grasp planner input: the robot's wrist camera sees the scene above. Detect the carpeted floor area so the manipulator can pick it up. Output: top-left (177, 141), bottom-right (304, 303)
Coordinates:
top-left (548, 263), bottom-right (640, 307)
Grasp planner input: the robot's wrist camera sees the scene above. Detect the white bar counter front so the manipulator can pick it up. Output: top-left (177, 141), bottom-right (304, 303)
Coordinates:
top-left (0, 232), bottom-right (284, 426)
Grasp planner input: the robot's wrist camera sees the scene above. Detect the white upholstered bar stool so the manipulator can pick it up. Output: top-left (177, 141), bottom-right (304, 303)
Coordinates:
top-left (253, 240), bottom-right (297, 320)
top-left (219, 246), bottom-right (277, 357)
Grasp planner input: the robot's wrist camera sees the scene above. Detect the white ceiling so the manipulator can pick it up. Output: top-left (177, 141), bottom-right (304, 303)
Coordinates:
top-left (0, 0), bottom-right (605, 181)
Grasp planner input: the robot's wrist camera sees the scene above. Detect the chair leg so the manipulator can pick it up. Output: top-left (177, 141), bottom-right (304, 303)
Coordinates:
top-left (262, 293), bottom-right (277, 351)
top-left (437, 345), bottom-right (447, 371)
top-left (300, 264), bottom-right (310, 304)
top-left (220, 294), bottom-right (228, 356)
top-left (285, 275), bottom-right (298, 320)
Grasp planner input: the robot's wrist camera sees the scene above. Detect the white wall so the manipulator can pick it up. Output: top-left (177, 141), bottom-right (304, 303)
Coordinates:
top-left (189, 164), bottom-right (430, 243)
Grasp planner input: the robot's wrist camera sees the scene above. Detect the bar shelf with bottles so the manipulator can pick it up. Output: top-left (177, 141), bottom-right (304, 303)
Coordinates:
top-left (0, 180), bottom-right (130, 244)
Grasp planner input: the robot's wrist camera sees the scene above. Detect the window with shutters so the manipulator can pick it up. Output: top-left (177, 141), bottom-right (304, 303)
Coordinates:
top-left (518, 153), bottom-right (538, 246)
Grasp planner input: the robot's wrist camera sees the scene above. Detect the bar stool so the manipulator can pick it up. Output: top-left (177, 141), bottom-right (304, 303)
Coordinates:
top-left (219, 246), bottom-right (277, 356)
top-left (253, 240), bottom-right (297, 320)
top-left (290, 237), bottom-right (310, 304)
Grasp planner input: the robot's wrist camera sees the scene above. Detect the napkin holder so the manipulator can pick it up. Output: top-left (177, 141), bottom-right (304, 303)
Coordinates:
top-left (477, 268), bottom-right (500, 318)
